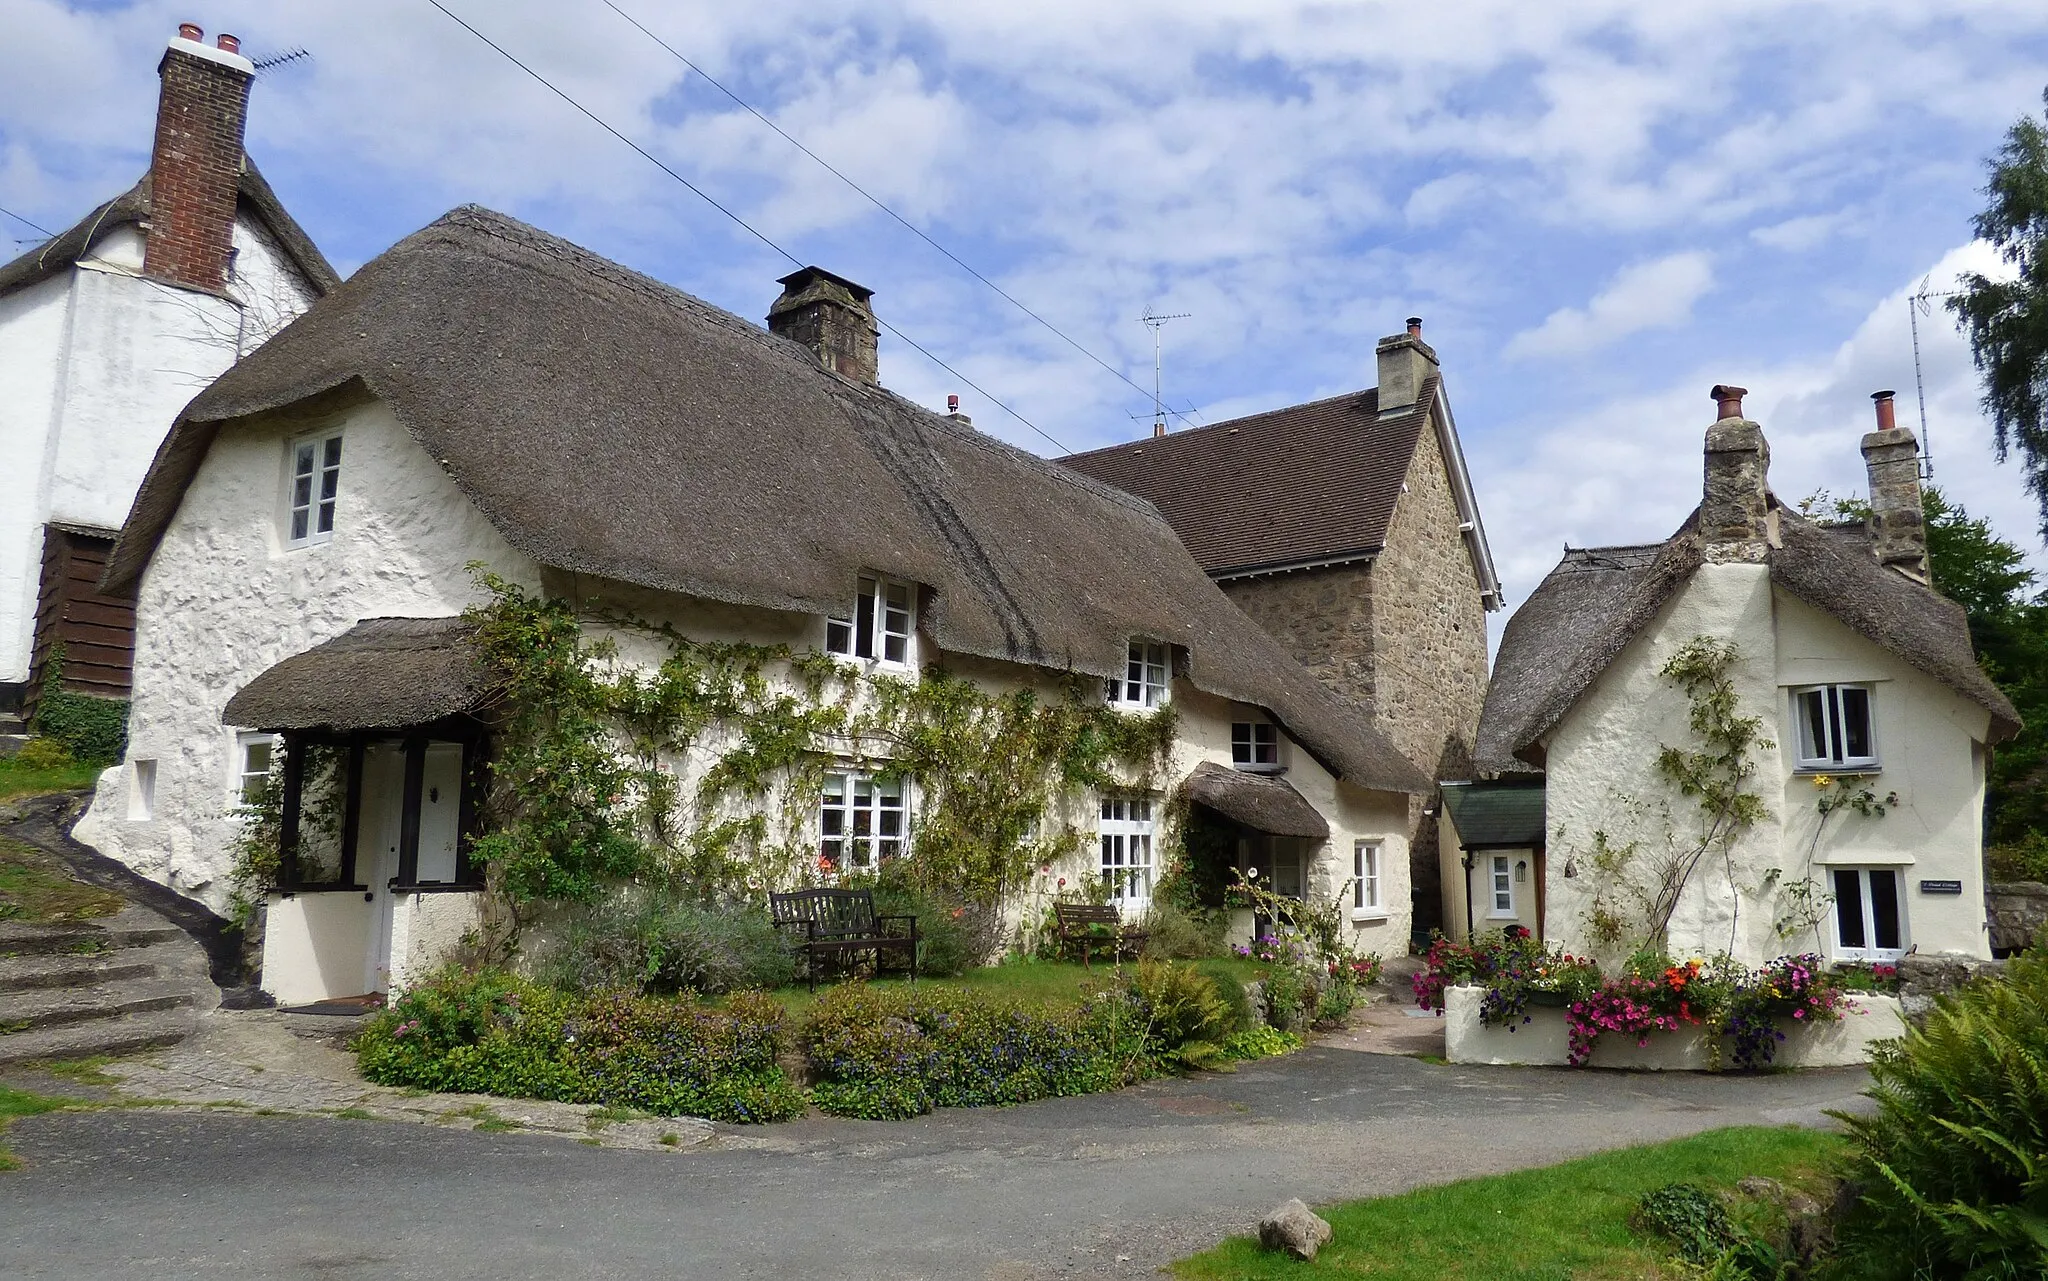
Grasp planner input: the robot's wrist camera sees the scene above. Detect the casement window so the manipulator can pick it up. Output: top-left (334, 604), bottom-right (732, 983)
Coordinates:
top-left (1792, 684), bottom-right (1878, 771)
top-left (1108, 641), bottom-right (1170, 709)
top-left (1232, 721), bottom-right (1281, 772)
top-left (1831, 867), bottom-right (1906, 961)
top-left (825, 575), bottom-right (914, 666)
top-left (1354, 841), bottom-right (1383, 915)
top-left (819, 772), bottom-right (905, 872)
top-left (1488, 854), bottom-right (1515, 918)
top-left (285, 431), bottom-right (343, 547)
top-left (235, 732), bottom-right (278, 805)
top-left (1099, 794), bottom-right (1156, 907)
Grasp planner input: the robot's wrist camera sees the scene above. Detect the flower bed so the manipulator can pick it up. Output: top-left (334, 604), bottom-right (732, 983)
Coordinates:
top-left (1418, 929), bottom-right (1892, 1070)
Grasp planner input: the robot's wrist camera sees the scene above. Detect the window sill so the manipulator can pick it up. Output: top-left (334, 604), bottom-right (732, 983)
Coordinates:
top-left (389, 882), bottom-right (485, 895)
top-left (1233, 763), bottom-right (1287, 776)
top-left (1350, 909), bottom-right (1389, 924)
top-left (1485, 910), bottom-right (1519, 921)
top-left (1793, 765), bottom-right (1881, 777)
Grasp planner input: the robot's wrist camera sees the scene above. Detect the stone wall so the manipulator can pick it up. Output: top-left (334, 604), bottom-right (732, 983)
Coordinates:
top-left (1988, 881), bottom-right (2048, 956)
top-left (1221, 563), bottom-right (1376, 718)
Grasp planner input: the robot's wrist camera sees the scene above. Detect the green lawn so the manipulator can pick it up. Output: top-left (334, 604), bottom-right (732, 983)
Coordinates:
top-left (0, 755), bottom-right (105, 802)
top-left (1173, 1126), bottom-right (1845, 1281)
top-left (764, 954), bottom-right (1270, 1019)
top-left (0, 835), bottom-right (124, 924)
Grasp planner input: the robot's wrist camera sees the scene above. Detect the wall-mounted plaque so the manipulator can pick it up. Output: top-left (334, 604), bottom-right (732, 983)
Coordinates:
top-left (1918, 879), bottom-right (1963, 895)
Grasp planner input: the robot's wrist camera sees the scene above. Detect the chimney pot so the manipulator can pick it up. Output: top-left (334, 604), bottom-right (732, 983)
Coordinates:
top-left (1871, 389), bottom-right (1898, 433)
top-left (1406, 316), bottom-right (1423, 337)
top-left (216, 33), bottom-right (240, 53)
top-left (1152, 421), bottom-right (1166, 439)
top-left (178, 22), bottom-right (202, 41)
top-left (947, 394), bottom-right (959, 413)
top-left (1711, 384), bottom-right (1748, 421)
top-left (767, 266), bottom-right (880, 385)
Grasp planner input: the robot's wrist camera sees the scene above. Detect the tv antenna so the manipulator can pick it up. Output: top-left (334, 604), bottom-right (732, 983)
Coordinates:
top-left (1908, 278), bottom-right (1961, 482)
top-left (1139, 310), bottom-right (1191, 437)
top-left (251, 47), bottom-right (313, 74)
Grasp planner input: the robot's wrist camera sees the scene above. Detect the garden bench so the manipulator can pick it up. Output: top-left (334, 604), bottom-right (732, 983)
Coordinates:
top-left (1053, 902), bottom-right (1148, 968)
top-left (770, 887), bottom-right (919, 991)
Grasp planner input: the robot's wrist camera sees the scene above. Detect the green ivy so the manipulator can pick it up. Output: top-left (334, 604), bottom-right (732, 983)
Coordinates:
top-left (31, 692), bottom-right (129, 765)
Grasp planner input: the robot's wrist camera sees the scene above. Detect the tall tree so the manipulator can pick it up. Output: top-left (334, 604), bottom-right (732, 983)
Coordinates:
top-left (1950, 89), bottom-right (2048, 544)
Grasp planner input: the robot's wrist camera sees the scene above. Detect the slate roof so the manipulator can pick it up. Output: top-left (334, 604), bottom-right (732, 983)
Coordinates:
top-left (222, 617), bottom-right (488, 732)
top-left (1476, 504), bottom-right (2023, 772)
top-left (1059, 386), bottom-right (1436, 578)
top-left (1440, 779), bottom-right (1546, 848)
top-left (114, 205), bottom-right (1429, 795)
top-left (0, 163), bottom-right (340, 300)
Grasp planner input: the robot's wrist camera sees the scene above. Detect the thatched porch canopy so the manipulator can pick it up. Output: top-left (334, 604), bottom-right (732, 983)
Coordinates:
top-left (1184, 761), bottom-right (1329, 840)
top-left (222, 616), bottom-right (490, 733)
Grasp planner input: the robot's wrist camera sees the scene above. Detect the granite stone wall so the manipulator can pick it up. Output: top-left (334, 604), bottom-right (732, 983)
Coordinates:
top-left (1989, 881), bottom-right (2048, 956)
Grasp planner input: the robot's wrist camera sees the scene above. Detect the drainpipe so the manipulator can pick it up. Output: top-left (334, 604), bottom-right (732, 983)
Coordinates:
top-left (1461, 852), bottom-right (1475, 943)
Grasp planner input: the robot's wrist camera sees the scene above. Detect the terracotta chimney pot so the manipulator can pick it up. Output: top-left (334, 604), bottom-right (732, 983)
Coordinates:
top-left (178, 22), bottom-right (202, 41)
top-left (1712, 384), bottom-right (1748, 421)
top-left (216, 34), bottom-right (240, 53)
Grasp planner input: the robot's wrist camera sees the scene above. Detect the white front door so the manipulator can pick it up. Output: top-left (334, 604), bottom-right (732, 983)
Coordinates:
top-left (356, 742), bottom-right (407, 994)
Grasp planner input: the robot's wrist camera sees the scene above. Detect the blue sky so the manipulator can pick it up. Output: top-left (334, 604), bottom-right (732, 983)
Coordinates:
top-left (7, 0), bottom-right (2048, 633)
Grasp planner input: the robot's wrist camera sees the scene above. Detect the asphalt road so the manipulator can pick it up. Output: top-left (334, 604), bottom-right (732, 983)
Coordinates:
top-left (0, 1044), bottom-right (1870, 1280)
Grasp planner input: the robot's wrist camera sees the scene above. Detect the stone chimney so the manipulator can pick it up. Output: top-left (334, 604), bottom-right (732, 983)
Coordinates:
top-left (768, 266), bottom-right (879, 384)
top-left (144, 24), bottom-right (255, 293)
top-left (1374, 316), bottom-right (1438, 417)
top-left (1861, 390), bottom-right (1930, 584)
top-left (1700, 385), bottom-right (1773, 560)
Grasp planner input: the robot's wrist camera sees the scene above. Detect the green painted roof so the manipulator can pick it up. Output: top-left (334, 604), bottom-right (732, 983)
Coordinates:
top-left (1441, 780), bottom-right (1545, 848)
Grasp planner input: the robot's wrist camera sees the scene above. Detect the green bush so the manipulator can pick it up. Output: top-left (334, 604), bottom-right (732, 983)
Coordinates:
top-left (12, 738), bottom-right (75, 770)
top-left (1141, 901), bottom-right (1228, 960)
top-left (31, 693), bottom-right (128, 764)
top-left (860, 860), bottom-right (977, 977)
top-left (1131, 959), bottom-right (1235, 1069)
top-left (1828, 940), bottom-right (2048, 1280)
top-left (534, 889), bottom-right (794, 995)
top-left (1987, 830), bottom-right (2048, 884)
top-left (1634, 1183), bottom-right (1738, 1265)
top-left (1194, 962), bottom-right (1254, 1036)
top-left (1220, 1026), bottom-right (1299, 1059)
top-left (1314, 973), bottom-right (1359, 1026)
top-left (353, 968), bottom-right (803, 1123)
top-left (801, 982), bottom-right (1148, 1119)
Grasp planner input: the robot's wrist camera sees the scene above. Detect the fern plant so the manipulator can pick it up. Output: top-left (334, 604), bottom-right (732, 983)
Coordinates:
top-left (1827, 939), bottom-right (2048, 1280)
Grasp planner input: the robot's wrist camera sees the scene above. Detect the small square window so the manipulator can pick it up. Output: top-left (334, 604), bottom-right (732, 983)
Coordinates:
top-left (235, 733), bottom-right (277, 806)
top-left (825, 575), bottom-right (915, 667)
top-left (285, 431), bottom-right (342, 548)
top-left (1232, 722), bottom-right (1280, 770)
top-left (1791, 684), bottom-right (1878, 771)
top-left (1489, 854), bottom-right (1515, 918)
top-left (1354, 841), bottom-right (1382, 913)
top-left (819, 771), bottom-right (906, 873)
top-left (1108, 641), bottom-right (1170, 709)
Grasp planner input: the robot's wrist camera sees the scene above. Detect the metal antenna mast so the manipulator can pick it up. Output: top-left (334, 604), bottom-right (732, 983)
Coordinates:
top-left (1907, 279), bottom-right (1960, 482)
top-left (1140, 310), bottom-right (1191, 437)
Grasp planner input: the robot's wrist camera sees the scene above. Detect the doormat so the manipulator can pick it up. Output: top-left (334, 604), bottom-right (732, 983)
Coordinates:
top-left (278, 993), bottom-right (387, 1017)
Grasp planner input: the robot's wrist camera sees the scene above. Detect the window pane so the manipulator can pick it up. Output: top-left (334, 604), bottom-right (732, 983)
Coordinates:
top-left (1833, 869), bottom-right (1866, 949)
top-left (884, 632), bottom-right (906, 664)
top-left (1232, 723), bottom-right (1252, 763)
top-left (1800, 690), bottom-right (1828, 760)
top-left (826, 618), bottom-right (852, 654)
top-left (1827, 687), bottom-right (1846, 762)
top-left (319, 468), bottom-right (339, 501)
top-left (1839, 687), bottom-right (1873, 760)
top-left (246, 742), bottom-right (271, 774)
top-left (293, 475), bottom-right (312, 507)
top-left (316, 500), bottom-right (335, 534)
top-left (322, 436), bottom-right (342, 468)
top-left (1135, 799), bottom-right (1150, 821)
top-left (290, 510), bottom-right (308, 541)
top-left (1869, 870), bottom-right (1901, 950)
top-left (295, 443), bottom-right (315, 475)
top-left (855, 580), bottom-right (876, 658)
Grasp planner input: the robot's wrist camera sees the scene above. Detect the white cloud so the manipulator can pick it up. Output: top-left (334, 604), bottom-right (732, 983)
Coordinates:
top-left (1504, 252), bottom-right (1715, 360)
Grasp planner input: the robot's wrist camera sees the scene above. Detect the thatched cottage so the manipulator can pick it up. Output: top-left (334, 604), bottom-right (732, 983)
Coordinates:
top-left (75, 206), bottom-right (1431, 1004)
top-left (1453, 386), bottom-right (2021, 966)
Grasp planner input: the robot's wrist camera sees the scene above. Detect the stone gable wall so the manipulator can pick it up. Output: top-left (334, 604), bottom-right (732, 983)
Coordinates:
top-left (1220, 564), bottom-right (1376, 718)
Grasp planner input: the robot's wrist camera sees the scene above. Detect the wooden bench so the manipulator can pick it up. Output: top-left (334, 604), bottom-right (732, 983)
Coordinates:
top-left (769, 887), bottom-right (919, 991)
top-left (1053, 902), bottom-right (1148, 968)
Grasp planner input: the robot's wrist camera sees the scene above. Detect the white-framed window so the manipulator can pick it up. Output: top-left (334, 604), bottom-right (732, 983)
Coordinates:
top-left (285, 430), bottom-right (343, 547)
top-left (1488, 853), bottom-right (1515, 918)
top-left (1353, 841), bottom-right (1383, 915)
top-left (825, 575), bottom-right (914, 667)
top-left (234, 732), bottom-right (278, 806)
top-left (1831, 867), bottom-right (1907, 961)
top-left (1099, 793), bottom-right (1156, 907)
top-left (1108, 641), bottom-right (1170, 709)
top-left (128, 759), bottom-right (157, 822)
top-left (1791, 683), bottom-right (1878, 772)
top-left (1232, 721), bottom-right (1281, 771)
top-left (819, 771), bottom-right (905, 872)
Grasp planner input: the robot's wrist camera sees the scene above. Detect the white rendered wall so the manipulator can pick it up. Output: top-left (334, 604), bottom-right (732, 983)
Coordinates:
top-left (1542, 564), bottom-right (1995, 966)
top-left (0, 274), bottom-right (73, 687)
top-left (74, 396), bottom-right (540, 909)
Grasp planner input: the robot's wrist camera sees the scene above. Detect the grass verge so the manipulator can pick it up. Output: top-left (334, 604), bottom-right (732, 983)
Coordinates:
top-left (0, 1085), bottom-right (73, 1172)
top-left (1172, 1125), bottom-right (1844, 1281)
top-left (0, 757), bottom-right (105, 803)
top-left (762, 955), bottom-right (1270, 1020)
top-left (0, 835), bottom-right (125, 924)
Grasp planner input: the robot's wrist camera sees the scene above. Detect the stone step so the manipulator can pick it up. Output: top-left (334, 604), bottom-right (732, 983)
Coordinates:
top-left (0, 1005), bottom-right (199, 1066)
top-left (2, 974), bottom-right (204, 1034)
top-left (0, 916), bottom-right (188, 958)
top-left (0, 950), bottom-right (157, 993)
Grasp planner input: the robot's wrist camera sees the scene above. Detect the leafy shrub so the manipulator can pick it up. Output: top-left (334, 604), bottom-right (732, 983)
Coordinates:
top-left (1828, 940), bottom-right (2048, 1280)
top-left (1987, 830), bottom-right (2048, 884)
top-left (30, 693), bottom-right (128, 764)
top-left (1314, 973), bottom-right (1358, 1027)
top-left (1194, 962), bottom-right (1254, 1036)
top-left (1634, 1182), bottom-right (1738, 1265)
top-left (1141, 901), bottom-right (1228, 960)
top-left (353, 968), bottom-right (803, 1123)
top-left (1221, 1025), bottom-right (1300, 1059)
top-left (860, 860), bottom-right (977, 977)
top-left (534, 889), bottom-right (793, 995)
top-left (1262, 962), bottom-right (1315, 1033)
top-left (801, 982), bottom-right (1148, 1119)
top-left (1131, 960), bottom-right (1235, 1069)
top-left (12, 737), bottom-right (75, 770)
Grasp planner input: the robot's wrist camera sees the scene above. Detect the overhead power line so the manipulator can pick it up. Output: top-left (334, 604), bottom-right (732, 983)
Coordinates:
top-left (600, 0), bottom-right (1197, 437)
top-left (0, 204), bottom-right (57, 239)
top-left (423, 0), bottom-right (1070, 453)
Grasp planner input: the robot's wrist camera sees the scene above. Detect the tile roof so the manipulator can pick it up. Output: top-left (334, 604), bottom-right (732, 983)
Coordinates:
top-left (1440, 779), bottom-right (1547, 848)
top-left (1058, 385), bottom-right (1435, 577)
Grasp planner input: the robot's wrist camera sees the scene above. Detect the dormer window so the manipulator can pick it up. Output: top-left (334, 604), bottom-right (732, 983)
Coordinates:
top-left (1232, 721), bottom-right (1281, 772)
top-left (1108, 641), bottom-right (1170, 709)
top-left (285, 430), bottom-right (342, 547)
top-left (826, 575), bottom-right (914, 666)
top-left (1792, 684), bottom-right (1878, 772)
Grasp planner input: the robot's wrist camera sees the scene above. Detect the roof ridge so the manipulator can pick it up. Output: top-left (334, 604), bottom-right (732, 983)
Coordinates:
top-left (1065, 384), bottom-right (1380, 461)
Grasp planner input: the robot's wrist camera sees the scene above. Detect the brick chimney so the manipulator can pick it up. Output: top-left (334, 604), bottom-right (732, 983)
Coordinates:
top-left (1700, 384), bottom-right (1773, 560)
top-left (1375, 317), bottom-right (1438, 417)
top-left (1861, 391), bottom-right (1931, 584)
top-left (768, 266), bottom-right (879, 384)
top-left (144, 24), bottom-right (255, 293)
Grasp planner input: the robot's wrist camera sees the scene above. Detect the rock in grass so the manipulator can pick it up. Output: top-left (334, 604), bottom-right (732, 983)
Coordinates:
top-left (1258, 1198), bottom-right (1333, 1260)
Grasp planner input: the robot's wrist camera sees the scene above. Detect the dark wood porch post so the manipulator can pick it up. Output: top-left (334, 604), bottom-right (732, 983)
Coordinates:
top-left (455, 734), bottom-right (486, 885)
top-left (278, 732), bottom-right (305, 888)
top-left (395, 736), bottom-right (426, 886)
top-left (338, 737), bottom-right (366, 887)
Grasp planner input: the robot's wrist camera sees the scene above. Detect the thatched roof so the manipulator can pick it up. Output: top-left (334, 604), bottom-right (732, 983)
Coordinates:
top-left (1477, 503), bottom-right (2022, 771)
top-left (1183, 762), bottom-right (1331, 839)
top-left (0, 163), bottom-right (340, 300)
top-left (120, 206), bottom-right (1426, 795)
top-left (222, 617), bottom-right (488, 732)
